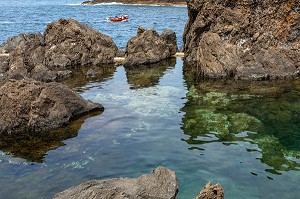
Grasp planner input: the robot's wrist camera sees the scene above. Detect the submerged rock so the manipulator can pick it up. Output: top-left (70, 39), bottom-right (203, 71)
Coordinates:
top-left (124, 26), bottom-right (177, 67)
top-left (183, 0), bottom-right (300, 80)
top-left (0, 79), bottom-right (103, 135)
top-left (196, 182), bottom-right (224, 199)
top-left (53, 166), bottom-right (178, 199)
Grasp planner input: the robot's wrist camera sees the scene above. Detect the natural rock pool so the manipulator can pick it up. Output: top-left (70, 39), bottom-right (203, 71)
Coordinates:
top-left (0, 58), bottom-right (299, 198)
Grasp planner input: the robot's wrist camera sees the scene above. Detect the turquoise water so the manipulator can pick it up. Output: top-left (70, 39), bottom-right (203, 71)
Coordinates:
top-left (0, 1), bottom-right (300, 199)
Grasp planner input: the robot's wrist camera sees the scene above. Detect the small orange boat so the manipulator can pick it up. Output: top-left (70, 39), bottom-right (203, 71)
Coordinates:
top-left (108, 14), bottom-right (129, 22)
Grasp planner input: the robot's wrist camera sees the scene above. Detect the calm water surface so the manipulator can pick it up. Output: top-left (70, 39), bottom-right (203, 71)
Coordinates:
top-left (0, 1), bottom-right (300, 199)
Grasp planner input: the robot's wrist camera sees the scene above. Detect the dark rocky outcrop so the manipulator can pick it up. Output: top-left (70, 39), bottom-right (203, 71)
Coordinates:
top-left (82, 0), bottom-right (186, 6)
top-left (0, 32), bottom-right (43, 53)
top-left (124, 27), bottom-right (177, 67)
top-left (1, 18), bottom-right (121, 83)
top-left (53, 166), bottom-right (178, 199)
top-left (183, 0), bottom-right (300, 80)
top-left (44, 18), bottom-right (120, 68)
top-left (0, 79), bottom-right (103, 135)
top-left (196, 182), bottom-right (224, 199)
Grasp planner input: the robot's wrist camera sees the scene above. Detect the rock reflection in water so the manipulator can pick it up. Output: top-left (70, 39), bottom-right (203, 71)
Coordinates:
top-left (181, 77), bottom-right (300, 174)
top-left (59, 65), bottom-right (116, 92)
top-left (124, 58), bottom-right (176, 89)
top-left (0, 111), bottom-right (102, 162)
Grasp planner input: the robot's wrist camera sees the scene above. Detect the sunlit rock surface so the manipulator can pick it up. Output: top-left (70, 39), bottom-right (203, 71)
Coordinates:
top-left (54, 166), bottom-right (178, 199)
top-left (183, 0), bottom-right (300, 80)
top-left (196, 182), bottom-right (224, 199)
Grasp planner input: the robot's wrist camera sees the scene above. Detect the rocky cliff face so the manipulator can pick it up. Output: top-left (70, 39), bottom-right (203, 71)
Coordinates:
top-left (183, 0), bottom-right (300, 80)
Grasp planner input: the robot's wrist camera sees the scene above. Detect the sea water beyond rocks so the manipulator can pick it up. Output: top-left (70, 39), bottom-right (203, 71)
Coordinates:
top-left (183, 0), bottom-right (300, 80)
top-left (81, 0), bottom-right (186, 6)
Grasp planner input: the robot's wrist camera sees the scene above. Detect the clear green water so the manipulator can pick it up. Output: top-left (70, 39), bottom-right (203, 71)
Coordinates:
top-left (0, 58), bottom-right (299, 198)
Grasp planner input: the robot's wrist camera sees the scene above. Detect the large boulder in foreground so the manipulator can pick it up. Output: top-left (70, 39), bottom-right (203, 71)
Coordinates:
top-left (196, 182), bottom-right (224, 199)
top-left (54, 166), bottom-right (178, 199)
top-left (0, 79), bottom-right (103, 135)
top-left (183, 0), bottom-right (300, 80)
top-left (44, 18), bottom-right (120, 68)
top-left (124, 27), bottom-right (177, 67)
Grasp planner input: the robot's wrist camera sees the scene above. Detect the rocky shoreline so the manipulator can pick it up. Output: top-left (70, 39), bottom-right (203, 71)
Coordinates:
top-left (0, 0), bottom-right (299, 198)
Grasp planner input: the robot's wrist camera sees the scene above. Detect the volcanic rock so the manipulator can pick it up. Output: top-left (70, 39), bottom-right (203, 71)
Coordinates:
top-left (44, 18), bottom-right (119, 68)
top-left (183, 0), bottom-right (300, 80)
top-left (0, 79), bottom-right (103, 135)
top-left (53, 166), bottom-right (178, 199)
top-left (196, 182), bottom-right (224, 199)
top-left (0, 32), bottom-right (43, 53)
top-left (124, 27), bottom-right (177, 67)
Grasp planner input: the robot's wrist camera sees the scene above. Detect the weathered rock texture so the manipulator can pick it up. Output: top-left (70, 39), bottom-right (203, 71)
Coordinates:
top-left (0, 79), bottom-right (103, 135)
top-left (53, 166), bottom-right (178, 199)
top-left (1, 18), bottom-right (120, 83)
top-left (124, 27), bottom-right (177, 67)
top-left (0, 32), bottom-right (42, 53)
top-left (44, 18), bottom-right (119, 68)
top-left (196, 182), bottom-right (224, 199)
top-left (183, 0), bottom-right (300, 80)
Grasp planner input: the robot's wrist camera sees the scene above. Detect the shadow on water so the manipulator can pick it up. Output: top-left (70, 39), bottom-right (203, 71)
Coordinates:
top-left (0, 108), bottom-right (103, 163)
top-left (124, 58), bottom-right (176, 89)
top-left (181, 68), bottom-right (300, 175)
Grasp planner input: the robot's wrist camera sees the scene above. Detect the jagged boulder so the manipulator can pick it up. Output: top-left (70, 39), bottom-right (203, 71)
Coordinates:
top-left (0, 32), bottom-right (42, 53)
top-left (44, 18), bottom-right (119, 68)
top-left (183, 0), bottom-right (300, 80)
top-left (196, 182), bottom-right (224, 199)
top-left (160, 29), bottom-right (178, 55)
top-left (8, 33), bottom-right (48, 80)
top-left (1, 18), bottom-right (121, 82)
top-left (53, 166), bottom-right (178, 199)
top-left (124, 26), bottom-right (177, 67)
top-left (0, 79), bottom-right (103, 135)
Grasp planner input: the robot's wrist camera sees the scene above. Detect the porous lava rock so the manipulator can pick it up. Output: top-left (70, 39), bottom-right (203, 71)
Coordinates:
top-left (1, 18), bottom-right (121, 83)
top-left (183, 0), bottom-right (300, 80)
top-left (196, 182), bottom-right (224, 199)
top-left (124, 26), bottom-right (177, 67)
top-left (44, 18), bottom-right (119, 68)
top-left (53, 166), bottom-right (178, 199)
top-left (0, 79), bottom-right (103, 135)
